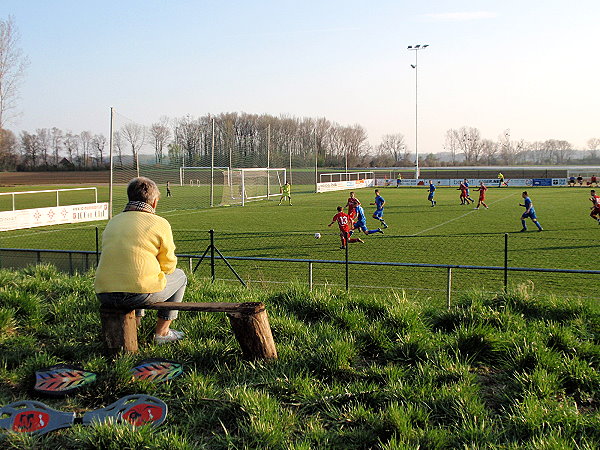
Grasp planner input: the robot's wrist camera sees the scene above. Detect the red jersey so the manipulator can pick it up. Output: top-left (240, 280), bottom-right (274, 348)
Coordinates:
top-left (591, 194), bottom-right (600, 208)
top-left (346, 197), bottom-right (360, 217)
top-left (478, 185), bottom-right (488, 198)
top-left (332, 212), bottom-right (352, 233)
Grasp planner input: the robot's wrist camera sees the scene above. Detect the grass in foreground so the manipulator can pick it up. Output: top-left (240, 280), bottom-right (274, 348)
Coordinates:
top-left (0, 264), bottom-right (598, 449)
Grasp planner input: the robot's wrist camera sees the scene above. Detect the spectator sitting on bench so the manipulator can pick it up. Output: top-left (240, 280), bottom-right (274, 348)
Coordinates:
top-left (577, 175), bottom-right (583, 186)
top-left (590, 175), bottom-right (598, 187)
top-left (95, 177), bottom-right (187, 345)
top-left (568, 176), bottom-right (576, 186)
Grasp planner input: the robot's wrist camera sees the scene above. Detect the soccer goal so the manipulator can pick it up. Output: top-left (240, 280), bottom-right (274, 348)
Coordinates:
top-left (317, 171), bottom-right (375, 193)
top-left (221, 168), bottom-right (287, 206)
top-left (567, 169), bottom-right (600, 186)
top-left (179, 166), bottom-right (230, 187)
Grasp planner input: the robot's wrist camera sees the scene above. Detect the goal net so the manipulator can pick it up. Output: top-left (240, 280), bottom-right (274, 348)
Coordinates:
top-left (316, 171), bottom-right (375, 193)
top-left (221, 168), bottom-right (287, 206)
top-left (180, 166), bottom-right (230, 186)
top-left (566, 169), bottom-right (600, 185)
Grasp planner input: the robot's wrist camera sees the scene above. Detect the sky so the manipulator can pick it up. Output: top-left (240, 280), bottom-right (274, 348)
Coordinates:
top-left (2, 0), bottom-right (599, 154)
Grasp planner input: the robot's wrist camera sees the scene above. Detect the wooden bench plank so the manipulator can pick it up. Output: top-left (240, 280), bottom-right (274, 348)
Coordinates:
top-left (145, 301), bottom-right (264, 314)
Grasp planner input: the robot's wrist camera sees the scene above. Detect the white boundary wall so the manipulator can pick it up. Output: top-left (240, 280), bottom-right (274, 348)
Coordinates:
top-left (376, 178), bottom-right (568, 187)
top-left (0, 203), bottom-right (109, 232)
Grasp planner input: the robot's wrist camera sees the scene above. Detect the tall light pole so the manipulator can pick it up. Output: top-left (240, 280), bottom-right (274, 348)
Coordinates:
top-left (408, 44), bottom-right (428, 179)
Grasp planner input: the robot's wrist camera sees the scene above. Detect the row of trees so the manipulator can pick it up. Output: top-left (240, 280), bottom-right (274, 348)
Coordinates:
top-left (0, 128), bottom-right (107, 170)
top-left (442, 127), bottom-right (600, 166)
top-left (2, 117), bottom-right (600, 171)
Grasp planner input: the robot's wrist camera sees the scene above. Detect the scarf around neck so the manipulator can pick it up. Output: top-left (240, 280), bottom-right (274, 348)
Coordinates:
top-left (123, 201), bottom-right (155, 214)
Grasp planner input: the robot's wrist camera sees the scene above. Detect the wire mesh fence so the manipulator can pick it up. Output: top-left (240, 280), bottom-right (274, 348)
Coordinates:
top-left (1, 227), bottom-right (598, 307)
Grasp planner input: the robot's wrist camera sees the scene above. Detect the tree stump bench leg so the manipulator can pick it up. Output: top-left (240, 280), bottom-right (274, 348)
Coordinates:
top-left (100, 307), bottom-right (139, 355)
top-left (227, 303), bottom-right (278, 360)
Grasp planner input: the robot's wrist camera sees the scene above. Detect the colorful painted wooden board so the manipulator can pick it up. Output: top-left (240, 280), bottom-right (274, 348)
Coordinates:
top-left (34, 364), bottom-right (97, 397)
top-left (130, 359), bottom-right (183, 383)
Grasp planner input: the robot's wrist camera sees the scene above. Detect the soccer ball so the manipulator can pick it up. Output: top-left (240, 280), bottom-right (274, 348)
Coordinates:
top-left (314, 233), bottom-right (321, 239)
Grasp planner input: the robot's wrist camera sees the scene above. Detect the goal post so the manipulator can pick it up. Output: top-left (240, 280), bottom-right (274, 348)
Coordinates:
top-left (179, 166), bottom-right (230, 187)
top-left (222, 168), bottom-right (287, 206)
top-left (317, 171), bottom-right (375, 193)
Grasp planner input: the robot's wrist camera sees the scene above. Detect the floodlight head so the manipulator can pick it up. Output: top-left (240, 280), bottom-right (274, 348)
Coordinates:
top-left (415, 44), bottom-right (421, 48)
top-left (423, 44), bottom-right (429, 48)
top-left (407, 45), bottom-right (413, 49)
top-left (411, 64), bottom-right (416, 68)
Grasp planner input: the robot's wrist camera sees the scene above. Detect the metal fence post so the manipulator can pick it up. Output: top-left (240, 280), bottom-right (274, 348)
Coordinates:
top-left (210, 229), bottom-right (215, 283)
top-left (447, 267), bottom-right (452, 309)
top-left (308, 262), bottom-right (313, 291)
top-left (345, 243), bottom-right (349, 292)
top-left (95, 227), bottom-right (99, 267)
top-left (504, 233), bottom-right (509, 291)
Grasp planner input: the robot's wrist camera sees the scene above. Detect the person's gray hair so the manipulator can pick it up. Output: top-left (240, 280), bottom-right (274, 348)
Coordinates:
top-left (127, 177), bottom-right (160, 204)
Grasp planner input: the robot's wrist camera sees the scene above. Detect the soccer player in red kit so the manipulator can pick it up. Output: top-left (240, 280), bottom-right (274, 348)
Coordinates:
top-left (474, 181), bottom-right (489, 209)
top-left (458, 181), bottom-right (467, 205)
top-left (345, 191), bottom-right (361, 219)
top-left (590, 190), bottom-right (600, 225)
top-left (328, 206), bottom-right (363, 249)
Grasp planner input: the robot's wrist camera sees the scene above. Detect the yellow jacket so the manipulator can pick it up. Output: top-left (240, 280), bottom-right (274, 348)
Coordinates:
top-left (94, 211), bottom-right (177, 294)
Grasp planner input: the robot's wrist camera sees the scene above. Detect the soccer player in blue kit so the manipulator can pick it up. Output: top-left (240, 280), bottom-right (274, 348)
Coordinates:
top-left (519, 191), bottom-right (543, 232)
top-left (428, 181), bottom-right (436, 207)
top-left (352, 204), bottom-right (384, 235)
top-left (370, 189), bottom-right (388, 228)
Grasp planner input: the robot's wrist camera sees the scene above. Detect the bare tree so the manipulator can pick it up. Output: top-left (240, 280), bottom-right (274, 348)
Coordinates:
top-left (444, 129), bottom-right (459, 164)
top-left (377, 133), bottom-right (407, 165)
top-left (50, 127), bottom-right (63, 165)
top-left (92, 134), bottom-right (106, 166)
top-left (79, 131), bottom-right (93, 168)
top-left (456, 126), bottom-right (484, 164)
top-left (0, 127), bottom-right (17, 169)
top-left (481, 139), bottom-right (498, 165)
top-left (498, 130), bottom-right (517, 165)
top-left (113, 130), bottom-right (123, 167)
top-left (149, 117), bottom-right (171, 164)
top-left (35, 128), bottom-right (51, 167)
top-left (63, 131), bottom-right (78, 164)
top-left (587, 138), bottom-right (600, 160)
top-left (0, 16), bottom-right (29, 129)
top-left (121, 123), bottom-right (146, 171)
top-left (20, 130), bottom-right (38, 168)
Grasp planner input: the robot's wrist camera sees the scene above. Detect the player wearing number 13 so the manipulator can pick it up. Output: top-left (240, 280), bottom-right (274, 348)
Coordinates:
top-left (328, 206), bottom-right (362, 249)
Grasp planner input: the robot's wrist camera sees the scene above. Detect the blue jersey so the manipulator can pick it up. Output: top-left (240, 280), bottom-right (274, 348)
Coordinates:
top-left (354, 205), bottom-right (367, 224)
top-left (429, 184), bottom-right (436, 193)
top-left (375, 195), bottom-right (385, 210)
top-left (522, 196), bottom-right (537, 218)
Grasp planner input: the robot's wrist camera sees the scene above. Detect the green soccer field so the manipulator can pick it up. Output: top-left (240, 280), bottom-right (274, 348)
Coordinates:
top-left (1, 184), bottom-right (598, 307)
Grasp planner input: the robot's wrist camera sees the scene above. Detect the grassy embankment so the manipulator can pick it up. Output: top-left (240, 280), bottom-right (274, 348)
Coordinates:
top-left (0, 265), bottom-right (598, 448)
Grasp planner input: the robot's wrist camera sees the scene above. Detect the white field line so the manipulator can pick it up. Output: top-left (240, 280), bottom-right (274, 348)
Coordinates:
top-left (410, 192), bottom-right (519, 237)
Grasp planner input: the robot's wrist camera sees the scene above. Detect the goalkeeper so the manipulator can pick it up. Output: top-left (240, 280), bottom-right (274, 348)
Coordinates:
top-left (279, 182), bottom-right (292, 206)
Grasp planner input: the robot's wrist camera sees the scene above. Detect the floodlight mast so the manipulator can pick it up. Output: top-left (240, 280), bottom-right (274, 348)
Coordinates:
top-left (408, 44), bottom-right (429, 179)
